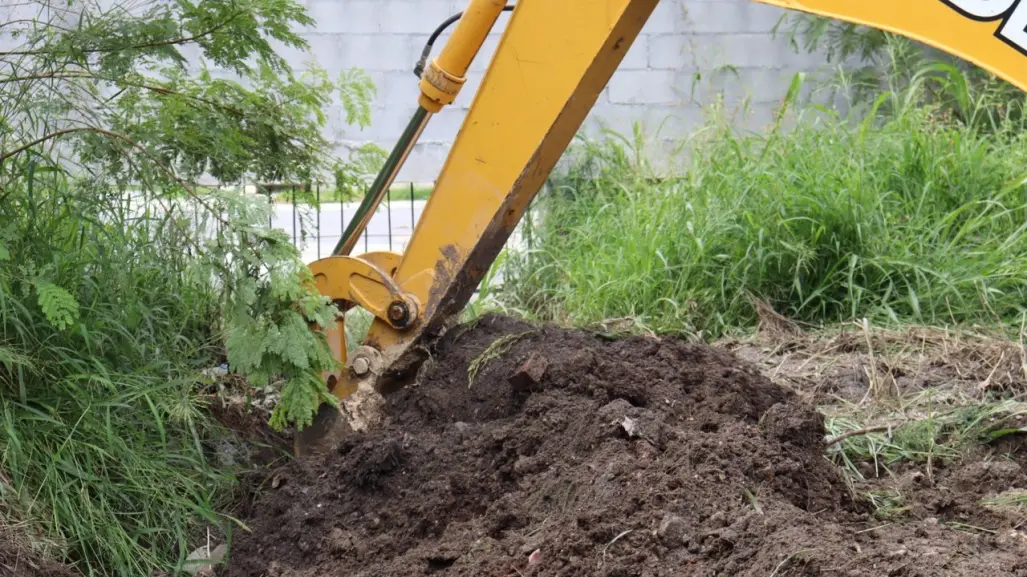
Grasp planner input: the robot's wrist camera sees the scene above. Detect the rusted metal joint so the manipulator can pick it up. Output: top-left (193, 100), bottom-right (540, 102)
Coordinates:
top-left (386, 296), bottom-right (420, 329)
top-left (350, 346), bottom-right (384, 377)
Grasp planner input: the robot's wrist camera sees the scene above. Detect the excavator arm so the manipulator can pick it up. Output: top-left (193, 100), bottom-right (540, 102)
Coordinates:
top-left (296, 0), bottom-right (1027, 454)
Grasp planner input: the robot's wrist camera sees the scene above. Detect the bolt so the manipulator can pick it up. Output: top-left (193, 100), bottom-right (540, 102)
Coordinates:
top-left (387, 301), bottom-right (410, 325)
top-left (351, 357), bottom-right (370, 376)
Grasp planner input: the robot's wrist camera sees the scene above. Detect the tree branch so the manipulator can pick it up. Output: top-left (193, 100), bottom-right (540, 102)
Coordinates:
top-left (0, 10), bottom-right (248, 57)
top-left (0, 71), bottom-right (245, 116)
top-left (0, 124), bottom-right (242, 233)
top-left (0, 127), bottom-right (88, 163)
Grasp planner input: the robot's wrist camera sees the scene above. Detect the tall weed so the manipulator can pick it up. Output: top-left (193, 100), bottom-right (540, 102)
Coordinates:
top-left (0, 167), bottom-right (242, 575)
top-left (499, 76), bottom-right (1027, 339)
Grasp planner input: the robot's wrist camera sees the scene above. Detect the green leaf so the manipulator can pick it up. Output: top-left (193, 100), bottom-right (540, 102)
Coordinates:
top-left (35, 282), bottom-right (80, 331)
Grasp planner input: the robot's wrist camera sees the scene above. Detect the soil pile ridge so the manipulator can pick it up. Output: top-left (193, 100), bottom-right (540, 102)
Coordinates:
top-left (222, 315), bottom-right (1027, 577)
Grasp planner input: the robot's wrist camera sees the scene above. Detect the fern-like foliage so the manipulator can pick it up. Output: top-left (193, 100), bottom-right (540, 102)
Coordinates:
top-left (0, 0), bottom-right (381, 573)
top-left (195, 190), bottom-right (342, 431)
top-left (34, 282), bottom-right (80, 331)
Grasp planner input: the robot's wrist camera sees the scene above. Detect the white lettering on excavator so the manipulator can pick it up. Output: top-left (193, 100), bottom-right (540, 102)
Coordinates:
top-left (942, 0), bottom-right (1027, 54)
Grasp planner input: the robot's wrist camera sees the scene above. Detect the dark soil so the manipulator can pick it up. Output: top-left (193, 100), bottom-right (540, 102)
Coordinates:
top-left (0, 539), bottom-right (78, 577)
top-left (221, 314), bottom-right (1027, 577)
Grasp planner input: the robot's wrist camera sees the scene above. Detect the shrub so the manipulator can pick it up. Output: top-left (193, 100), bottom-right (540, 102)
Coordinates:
top-left (0, 0), bottom-right (376, 574)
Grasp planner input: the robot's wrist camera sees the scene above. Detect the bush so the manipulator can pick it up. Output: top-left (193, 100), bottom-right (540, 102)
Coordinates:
top-left (0, 170), bottom-right (233, 575)
top-left (0, 0), bottom-right (376, 574)
top-left (498, 76), bottom-right (1027, 339)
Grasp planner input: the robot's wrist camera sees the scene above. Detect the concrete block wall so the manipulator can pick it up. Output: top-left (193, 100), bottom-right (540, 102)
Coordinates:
top-left (291, 0), bottom-right (839, 182)
top-left (3, 0), bottom-right (841, 183)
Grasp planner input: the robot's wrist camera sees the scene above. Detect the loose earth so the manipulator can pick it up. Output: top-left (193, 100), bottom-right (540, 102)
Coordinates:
top-left (221, 314), bottom-right (1027, 577)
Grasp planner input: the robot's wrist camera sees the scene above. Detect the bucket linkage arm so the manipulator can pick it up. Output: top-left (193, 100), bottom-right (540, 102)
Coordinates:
top-left (296, 0), bottom-right (1027, 455)
top-left (296, 0), bottom-right (660, 454)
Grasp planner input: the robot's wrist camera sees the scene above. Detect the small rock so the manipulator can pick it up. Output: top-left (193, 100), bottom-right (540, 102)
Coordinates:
top-left (528, 548), bottom-right (541, 565)
top-left (708, 511), bottom-right (728, 529)
top-left (656, 514), bottom-right (689, 546)
top-left (519, 534), bottom-right (544, 555)
top-left (621, 416), bottom-right (639, 438)
top-left (326, 528), bottom-right (353, 555)
top-left (514, 455), bottom-right (546, 476)
top-left (509, 352), bottom-right (549, 391)
top-left (995, 529), bottom-right (1027, 548)
top-left (598, 399), bottom-right (634, 422)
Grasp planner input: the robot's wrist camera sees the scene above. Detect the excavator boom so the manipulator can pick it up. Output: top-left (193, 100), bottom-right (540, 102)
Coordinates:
top-left (297, 0), bottom-right (1027, 454)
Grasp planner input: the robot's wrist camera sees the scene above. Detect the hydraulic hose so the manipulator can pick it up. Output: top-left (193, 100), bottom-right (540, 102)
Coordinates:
top-left (334, 2), bottom-right (513, 255)
top-left (414, 5), bottom-right (515, 78)
top-left (332, 106), bottom-right (431, 256)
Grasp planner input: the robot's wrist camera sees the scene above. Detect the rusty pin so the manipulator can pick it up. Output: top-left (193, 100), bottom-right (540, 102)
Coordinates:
top-left (387, 300), bottom-right (410, 326)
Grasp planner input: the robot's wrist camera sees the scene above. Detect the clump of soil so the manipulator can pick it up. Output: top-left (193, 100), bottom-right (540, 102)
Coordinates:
top-left (221, 314), bottom-right (1027, 577)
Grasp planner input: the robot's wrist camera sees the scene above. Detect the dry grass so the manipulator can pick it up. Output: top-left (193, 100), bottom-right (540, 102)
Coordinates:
top-left (467, 330), bottom-right (536, 388)
top-left (724, 311), bottom-right (1027, 406)
top-left (0, 517), bottom-right (67, 574)
top-left (720, 305), bottom-right (1027, 485)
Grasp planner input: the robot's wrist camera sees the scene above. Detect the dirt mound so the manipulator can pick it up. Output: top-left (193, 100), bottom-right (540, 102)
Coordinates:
top-left (221, 315), bottom-right (1027, 577)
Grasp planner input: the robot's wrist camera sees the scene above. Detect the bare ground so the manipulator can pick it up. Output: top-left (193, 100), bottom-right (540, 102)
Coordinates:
top-left (217, 313), bottom-right (1027, 577)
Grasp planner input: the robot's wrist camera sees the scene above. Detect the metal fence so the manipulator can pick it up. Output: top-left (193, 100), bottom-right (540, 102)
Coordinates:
top-left (258, 181), bottom-right (540, 284)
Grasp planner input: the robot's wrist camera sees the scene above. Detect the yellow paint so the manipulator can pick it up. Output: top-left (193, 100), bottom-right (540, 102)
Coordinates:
top-left (300, 0), bottom-right (1027, 452)
top-left (419, 0), bottom-right (507, 112)
top-left (308, 251), bottom-right (404, 325)
top-left (307, 251), bottom-right (407, 400)
top-left (755, 0), bottom-right (1027, 93)
top-left (361, 0), bottom-right (658, 382)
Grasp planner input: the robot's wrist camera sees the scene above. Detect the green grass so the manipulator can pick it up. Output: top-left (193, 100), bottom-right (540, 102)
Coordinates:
top-left (824, 393), bottom-right (1027, 479)
top-left (497, 74), bottom-right (1027, 340)
top-left (0, 174), bottom-right (239, 576)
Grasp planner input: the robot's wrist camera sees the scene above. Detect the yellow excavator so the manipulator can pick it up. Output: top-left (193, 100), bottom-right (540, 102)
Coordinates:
top-left (296, 0), bottom-right (1027, 455)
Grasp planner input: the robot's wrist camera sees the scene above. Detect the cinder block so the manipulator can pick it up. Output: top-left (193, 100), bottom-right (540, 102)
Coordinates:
top-left (703, 33), bottom-right (822, 69)
top-left (639, 0), bottom-right (690, 35)
top-left (620, 34), bottom-right (649, 70)
top-left (394, 142), bottom-right (452, 182)
top-left (581, 103), bottom-right (706, 140)
top-left (378, 1), bottom-right (466, 34)
top-left (689, 66), bottom-right (819, 106)
top-left (333, 35), bottom-right (425, 72)
top-left (648, 34), bottom-right (696, 69)
top-left (332, 105), bottom-right (421, 142)
top-left (607, 70), bottom-right (688, 105)
top-left (306, 0), bottom-right (381, 34)
top-left (369, 71), bottom-right (423, 109)
top-left (420, 107), bottom-right (468, 143)
top-left (677, 1), bottom-right (790, 34)
top-left (711, 68), bottom-right (776, 106)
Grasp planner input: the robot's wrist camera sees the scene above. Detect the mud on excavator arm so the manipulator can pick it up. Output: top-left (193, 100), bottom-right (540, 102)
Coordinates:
top-left (296, 0), bottom-right (1027, 455)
